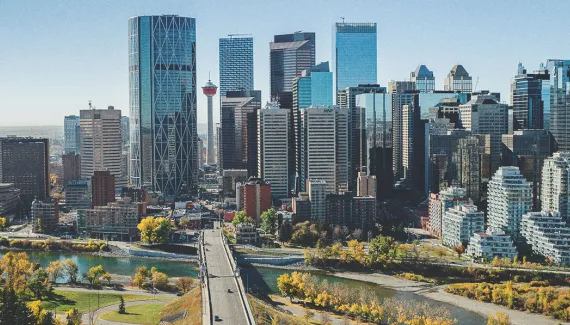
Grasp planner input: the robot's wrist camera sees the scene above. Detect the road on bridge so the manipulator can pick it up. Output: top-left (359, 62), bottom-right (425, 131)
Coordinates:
top-left (203, 229), bottom-right (249, 324)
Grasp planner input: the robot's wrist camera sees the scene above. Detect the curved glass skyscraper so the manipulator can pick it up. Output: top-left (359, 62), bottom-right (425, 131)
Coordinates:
top-left (129, 15), bottom-right (197, 196)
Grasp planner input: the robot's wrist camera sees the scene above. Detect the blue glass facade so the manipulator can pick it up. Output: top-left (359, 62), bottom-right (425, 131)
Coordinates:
top-left (333, 23), bottom-right (377, 92)
top-left (129, 15), bottom-right (197, 196)
top-left (64, 115), bottom-right (80, 154)
top-left (219, 37), bottom-right (254, 96)
top-left (546, 59), bottom-right (570, 151)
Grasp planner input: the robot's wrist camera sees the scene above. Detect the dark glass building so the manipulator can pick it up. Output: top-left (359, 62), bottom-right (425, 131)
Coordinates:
top-left (128, 15), bottom-right (198, 196)
top-left (0, 137), bottom-right (49, 207)
top-left (219, 90), bottom-right (261, 177)
top-left (511, 63), bottom-right (549, 130)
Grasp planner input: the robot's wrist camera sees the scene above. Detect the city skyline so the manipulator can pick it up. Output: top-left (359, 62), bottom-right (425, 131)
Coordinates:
top-left (2, 0), bottom-right (569, 126)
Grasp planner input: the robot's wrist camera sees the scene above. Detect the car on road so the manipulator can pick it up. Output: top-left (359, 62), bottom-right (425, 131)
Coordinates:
top-left (214, 315), bottom-right (220, 321)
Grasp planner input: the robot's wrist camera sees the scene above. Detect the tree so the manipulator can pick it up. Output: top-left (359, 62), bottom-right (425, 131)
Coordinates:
top-left (28, 268), bottom-right (52, 300)
top-left (178, 217), bottom-right (190, 230)
top-left (175, 277), bottom-right (194, 293)
top-left (101, 272), bottom-right (112, 285)
top-left (84, 265), bottom-right (105, 285)
top-left (0, 217), bottom-right (7, 230)
top-left (152, 217), bottom-right (172, 244)
top-left (118, 296), bottom-right (126, 314)
top-left (46, 260), bottom-right (64, 283)
top-left (303, 308), bottom-right (314, 325)
top-left (62, 259), bottom-right (78, 284)
top-left (2, 251), bottom-right (32, 294)
top-left (65, 309), bottom-right (82, 325)
top-left (277, 273), bottom-right (295, 302)
top-left (351, 229), bottom-right (363, 241)
top-left (367, 235), bottom-right (397, 266)
top-left (0, 288), bottom-right (34, 325)
top-left (278, 220), bottom-right (293, 243)
top-left (138, 216), bottom-right (172, 244)
top-left (487, 312), bottom-right (512, 325)
top-left (133, 266), bottom-right (150, 289)
top-left (232, 210), bottom-right (250, 227)
top-left (151, 268), bottom-right (169, 291)
top-left (260, 208), bottom-right (278, 235)
top-left (452, 244), bottom-right (466, 258)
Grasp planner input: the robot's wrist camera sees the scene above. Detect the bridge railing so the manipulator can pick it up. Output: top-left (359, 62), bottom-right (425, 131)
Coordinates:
top-left (199, 233), bottom-right (212, 325)
top-left (221, 230), bottom-right (256, 325)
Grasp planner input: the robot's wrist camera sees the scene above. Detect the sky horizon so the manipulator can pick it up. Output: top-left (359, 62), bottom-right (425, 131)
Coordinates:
top-left (1, 0), bottom-right (569, 126)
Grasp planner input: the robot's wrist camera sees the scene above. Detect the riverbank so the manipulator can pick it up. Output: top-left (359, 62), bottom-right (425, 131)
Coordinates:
top-left (319, 271), bottom-right (564, 325)
top-left (420, 286), bottom-right (562, 325)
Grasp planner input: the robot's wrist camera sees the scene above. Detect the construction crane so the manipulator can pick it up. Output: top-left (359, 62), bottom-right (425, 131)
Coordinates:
top-left (227, 33), bottom-right (252, 38)
top-left (474, 77), bottom-right (479, 92)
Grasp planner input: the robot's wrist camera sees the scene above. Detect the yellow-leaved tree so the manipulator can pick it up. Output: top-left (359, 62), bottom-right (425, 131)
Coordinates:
top-left (137, 216), bottom-right (172, 244)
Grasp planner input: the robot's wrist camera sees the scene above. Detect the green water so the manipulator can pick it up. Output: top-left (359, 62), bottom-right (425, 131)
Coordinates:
top-left (0, 250), bottom-right (198, 280)
top-left (242, 266), bottom-right (486, 325)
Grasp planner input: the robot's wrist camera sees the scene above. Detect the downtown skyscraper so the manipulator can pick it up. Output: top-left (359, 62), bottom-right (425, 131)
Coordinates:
top-left (270, 32), bottom-right (316, 109)
top-left (219, 36), bottom-right (254, 96)
top-left (333, 22), bottom-right (377, 92)
top-left (128, 15), bottom-right (198, 195)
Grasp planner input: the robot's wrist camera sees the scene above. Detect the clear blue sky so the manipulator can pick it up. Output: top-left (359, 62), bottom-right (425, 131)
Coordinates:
top-left (1, 0), bottom-right (568, 126)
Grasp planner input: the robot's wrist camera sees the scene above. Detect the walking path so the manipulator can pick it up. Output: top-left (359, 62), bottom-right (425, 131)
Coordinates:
top-left (270, 295), bottom-right (357, 325)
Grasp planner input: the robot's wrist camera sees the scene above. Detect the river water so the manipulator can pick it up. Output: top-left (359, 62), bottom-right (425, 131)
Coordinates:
top-left (0, 250), bottom-right (485, 324)
top-left (0, 250), bottom-right (198, 280)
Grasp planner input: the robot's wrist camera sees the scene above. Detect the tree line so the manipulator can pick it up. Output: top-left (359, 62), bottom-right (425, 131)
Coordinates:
top-left (276, 271), bottom-right (456, 324)
top-left (446, 281), bottom-right (570, 321)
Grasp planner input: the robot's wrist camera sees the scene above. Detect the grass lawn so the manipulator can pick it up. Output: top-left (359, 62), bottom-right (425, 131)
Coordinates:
top-left (40, 289), bottom-right (167, 313)
top-left (99, 303), bottom-right (165, 325)
top-left (160, 286), bottom-right (201, 325)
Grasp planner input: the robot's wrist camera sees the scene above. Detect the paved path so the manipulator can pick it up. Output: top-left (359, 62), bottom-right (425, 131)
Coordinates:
top-left (271, 295), bottom-right (356, 325)
top-left (203, 229), bottom-right (249, 324)
top-left (80, 299), bottom-right (171, 325)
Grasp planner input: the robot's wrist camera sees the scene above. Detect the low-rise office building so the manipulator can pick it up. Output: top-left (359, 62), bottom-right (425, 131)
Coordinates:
top-left (65, 180), bottom-right (91, 209)
top-left (76, 198), bottom-right (140, 240)
top-left (0, 183), bottom-right (20, 222)
top-left (32, 198), bottom-right (59, 234)
top-left (235, 223), bottom-right (259, 244)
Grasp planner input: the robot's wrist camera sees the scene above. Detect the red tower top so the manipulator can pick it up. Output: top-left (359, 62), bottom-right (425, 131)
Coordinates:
top-left (202, 79), bottom-right (217, 97)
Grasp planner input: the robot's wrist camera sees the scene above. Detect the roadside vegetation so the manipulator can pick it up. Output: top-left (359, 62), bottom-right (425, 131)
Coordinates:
top-left (160, 285), bottom-right (202, 325)
top-left (276, 271), bottom-right (456, 324)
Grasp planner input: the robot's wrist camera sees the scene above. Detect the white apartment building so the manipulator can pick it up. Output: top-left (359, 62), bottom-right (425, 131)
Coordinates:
top-left (442, 204), bottom-right (484, 247)
top-left (459, 95), bottom-right (508, 175)
top-left (80, 107), bottom-right (123, 187)
top-left (428, 187), bottom-right (472, 238)
top-left (467, 228), bottom-right (518, 261)
top-left (300, 107), bottom-right (348, 193)
top-left (521, 211), bottom-right (570, 265)
top-left (307, 179), bottom-right (326, 223)
top-left (258, 106), bottom-right (289, 198)
top-left (541, 152), bottom-right (570, 222)
top-left (77, 197), bottom-right (139, 239)
top-left (487, 166), bottom-right (532, 241)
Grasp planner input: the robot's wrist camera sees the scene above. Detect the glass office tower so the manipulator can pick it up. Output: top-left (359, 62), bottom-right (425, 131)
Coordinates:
top-left (64, 115), bottom-right (81, 154)
top-left (333, 22), bottom-right (377, 92)
top-left (547, 59), bottom-right (570, 151)
top-left (128, 15), bottom-right (198, 196)
top-left (219, 36), bottom-right (254, 96)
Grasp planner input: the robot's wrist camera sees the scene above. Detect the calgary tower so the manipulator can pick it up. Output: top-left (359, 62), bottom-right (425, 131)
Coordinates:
top-left (202, 78), bottom-right (218, 166)
top-left (202, 79), bottom-right (218, 166)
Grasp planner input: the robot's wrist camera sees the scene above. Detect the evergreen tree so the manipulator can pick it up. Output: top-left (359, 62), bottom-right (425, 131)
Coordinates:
top-left (118, 295), bottom-right (126, 314)
top-left (39, 311), bottom-right (55, 325)
top-left (0, 289), bottom-right (34, 325)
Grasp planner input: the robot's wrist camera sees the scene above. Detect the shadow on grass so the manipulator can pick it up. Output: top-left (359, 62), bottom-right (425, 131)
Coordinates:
top-left (44, 292), bottom-right (75, 307)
